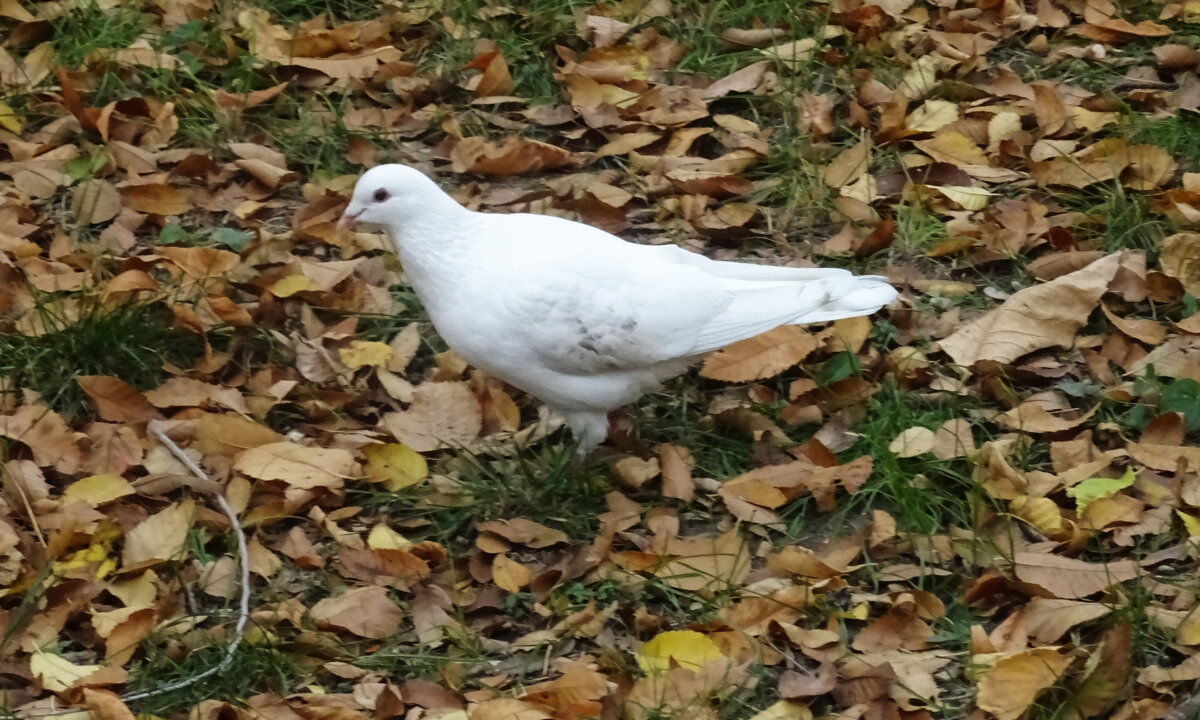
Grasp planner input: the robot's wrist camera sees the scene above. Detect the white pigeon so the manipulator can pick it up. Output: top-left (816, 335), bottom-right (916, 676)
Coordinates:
top-left (339, 164), bottom-right (897, 453)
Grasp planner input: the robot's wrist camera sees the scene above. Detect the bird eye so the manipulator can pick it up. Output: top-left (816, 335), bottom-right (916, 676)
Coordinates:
top-left (373, 188), bottom-right (389, 202)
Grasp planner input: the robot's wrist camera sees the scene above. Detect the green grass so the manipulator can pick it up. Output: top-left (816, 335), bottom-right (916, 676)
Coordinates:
top-left (259, 0), bottom-right (384, 21)
top-left (894, 201), bottom-right (950, 252)
top-left (356, 443), bottom-right (612, 549)
top-left (51, 2), bottom-right (149, 70)
top-left (1130, 113), bottom-right (1200, 172)
top-left (787, 380), bottom-right (988, 536)
top-left (1059, 181), bottom-right (1169, 255)
top-left (128, 639), bottom-right (302, 715)
top-left (0, 299), bottom-right (203, 416)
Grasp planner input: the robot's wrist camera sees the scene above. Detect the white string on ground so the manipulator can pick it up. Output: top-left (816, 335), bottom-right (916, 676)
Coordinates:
top-left (0, 424), bottom-right (251, 719)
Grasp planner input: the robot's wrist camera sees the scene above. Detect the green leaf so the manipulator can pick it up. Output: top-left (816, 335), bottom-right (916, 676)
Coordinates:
top-left (158, 223), bottom-right (186, 245)
top-left (1066, 467), bottom-right (1135, 513)
top-left (1160, 379), bottom-right (1200, 432)
top-left (211, 227), bottom-right (252, 252)
top-left (817, 351), bottom-right (860, 385)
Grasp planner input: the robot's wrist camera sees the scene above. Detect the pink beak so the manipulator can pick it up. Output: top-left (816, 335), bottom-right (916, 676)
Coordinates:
top-left (336, 209), bottom-right (359, 231)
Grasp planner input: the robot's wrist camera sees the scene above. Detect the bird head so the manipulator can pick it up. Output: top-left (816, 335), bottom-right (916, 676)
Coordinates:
top-left (337, 164), bottom-right (452, 231)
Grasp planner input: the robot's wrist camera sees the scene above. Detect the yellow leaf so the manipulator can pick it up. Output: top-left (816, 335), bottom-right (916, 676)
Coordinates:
top-left (1178, 510), bottom-right (1200, 537)
top-left (362, 443), bottom-right (428, 491)
top-left (1066, 467), bottom-right (1135, 512)
top-left (833, 603), bottom-right (870, 620)
top-left (269, 274), bottom-right (317, 297)
top-left (1178, 616), bottom-right (1200, 645)
top-left (30, 650), bottom-right (101, 693)
top-left (339, 340), bottom-right (395, 370)
top-left (63, 474), bottom-right (135, 507)
top-left (636, 630), bottom-right (725, 674)
top-left (52, 542), bottom-right (117, 580)
top-left (0, 101), bottom-right (22, 134)
top-left (906, 99), bottom-right (959, 132)
top-left (1011, 495), bottom-right (1064, 536)
top-left (492, 553), bottom-right (532, 593)
top-left (930, 185), bottom-right (994, 210)
top-left (749, 702), bottom-right (813, 720)
top-left (367, 523), bottom-right (413, 550)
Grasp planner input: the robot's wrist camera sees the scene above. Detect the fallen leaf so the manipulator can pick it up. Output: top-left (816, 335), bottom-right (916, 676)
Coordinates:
top-left (637, 630), bottom-right (725, 673)
top-left (940, 252), bottom-right (1123, 366)
top-left (492, 553), bottom-right (531, 593)
top-left (30, 650), bottom-right (102, 693)
top-left (700, 326), bottom-right (819, 382)
top-left (122, 499), bottom-right (196, 567)
top-left (1066, 467), bottom-right (1136, 513)
top-left (363, 443), bottom-right (428, 491)
top-left (63, 474), bottom-right (135, 507)
top-left (311, 586), bottom-right (404, 639)
top-left (234, 442), bottom-right (355, 490)
top-left (1014, 552), bottom-right (1139, 599)
top-left (976, 648), bottom-right (1072, 720)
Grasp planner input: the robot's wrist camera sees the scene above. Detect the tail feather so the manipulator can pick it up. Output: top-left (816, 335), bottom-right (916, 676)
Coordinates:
top-left (790, 276), bottom-right (899, 323)
top-left (689, 275), bottom-right (897, 354)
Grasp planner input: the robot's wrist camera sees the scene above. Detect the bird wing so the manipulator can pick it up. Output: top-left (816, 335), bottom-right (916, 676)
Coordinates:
top-left (484, 213), bottom-right (894, 375)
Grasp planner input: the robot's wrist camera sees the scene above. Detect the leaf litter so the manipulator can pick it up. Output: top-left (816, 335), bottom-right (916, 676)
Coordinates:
top-left (1, 0), bottom-right (1200, 719)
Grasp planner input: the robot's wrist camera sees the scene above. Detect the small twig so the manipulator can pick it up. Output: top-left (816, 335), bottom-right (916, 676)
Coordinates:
top-left (0, 424), bottom-right (251, 719)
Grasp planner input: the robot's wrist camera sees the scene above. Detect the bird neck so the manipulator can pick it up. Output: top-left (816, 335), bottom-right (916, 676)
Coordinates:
top-left (384, 200), bottom-right (475, 303)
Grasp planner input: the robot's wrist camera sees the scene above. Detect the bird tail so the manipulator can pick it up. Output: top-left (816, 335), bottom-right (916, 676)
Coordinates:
top-left (789, 275), bottom-right (898, 324)
top-left (690, 274), bottom-right (897, 354)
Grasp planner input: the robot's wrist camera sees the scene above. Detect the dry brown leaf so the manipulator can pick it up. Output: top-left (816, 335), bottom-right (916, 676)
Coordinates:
top-left (700, 326), bottom-right (819, 382)
top-left (1023, 598), bottom-right (1112, 642)
top-left (658, 443), bottom-right (695, 501)
top-left (889, 426), bottom-right (936, 457)
top-left (382, 381), bottom-right (482, 452)
top-left (123, 499), bottom-right (196, 567)
top-left (912, 132), bottom-right (989, 167)
top-left (233, 442), bottom-right (355, 490)
top-left (476, 518), bottom-right (569, 548)
top-left (0, 405), bottom-right (85, 474)
top-left (996, 402), bottom-right (1097, 434)
top-left (311, 586), bottom-right (404, 639)
top-left (976, 648), bottom-right (1072, 720)
top-left (1013, 552), bottom-right (1139, 599)
top-left (120, 183), bottom-right (190, 215)
top-left (939, 252), bottom-right (1123, 366)
top-left (76, 376), bottom-right (161, 424)
top-left (1160, 233), bottom-right (1200, 295)
top-left (71, 179), bottom-right (121, 225)
top-left (822, 137), bottom-right (871, 188)
top-left (82, 689), bottom-right (137, 720)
